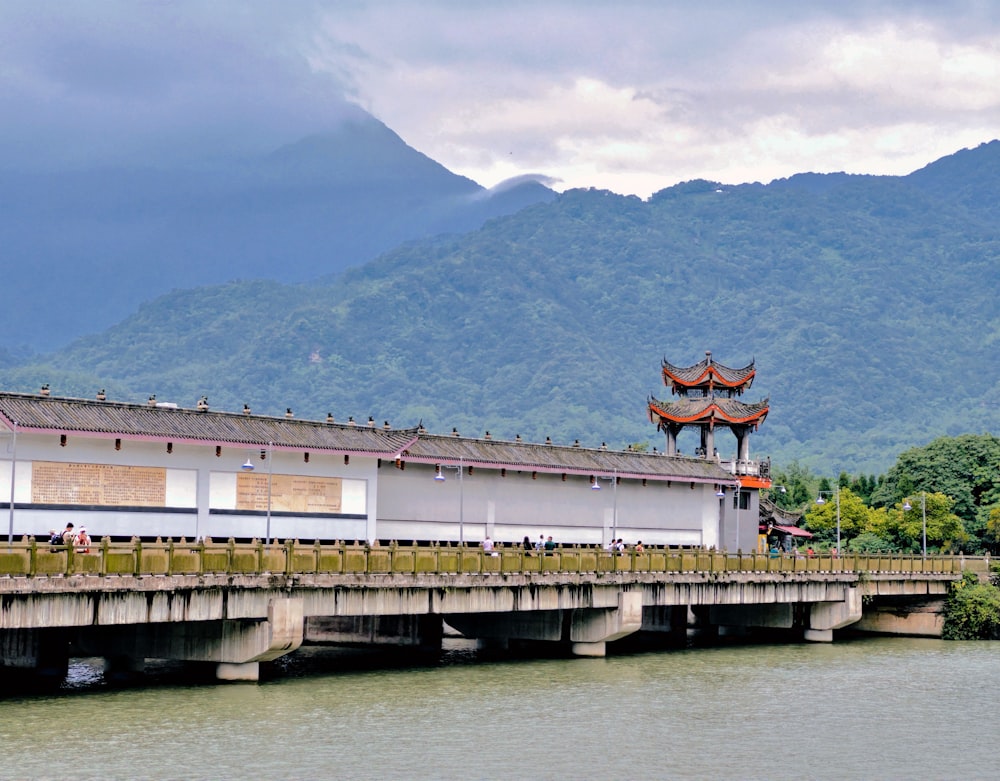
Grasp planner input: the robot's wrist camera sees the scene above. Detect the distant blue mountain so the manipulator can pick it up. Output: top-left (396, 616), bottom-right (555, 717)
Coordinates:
top-left (0, 112), bottom-right (555, 351)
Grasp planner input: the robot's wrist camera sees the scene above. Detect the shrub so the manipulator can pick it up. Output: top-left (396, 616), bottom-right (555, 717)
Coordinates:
top-left (942, 572), bottom-right (1000, 640)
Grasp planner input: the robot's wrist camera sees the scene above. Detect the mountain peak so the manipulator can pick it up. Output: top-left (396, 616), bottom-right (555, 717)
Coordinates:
top-left (263, 115), bottom-right (480, 190)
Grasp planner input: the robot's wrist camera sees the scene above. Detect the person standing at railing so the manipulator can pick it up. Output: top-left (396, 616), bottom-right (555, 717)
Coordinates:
top-left (61, 522), bottom-right (75, 546)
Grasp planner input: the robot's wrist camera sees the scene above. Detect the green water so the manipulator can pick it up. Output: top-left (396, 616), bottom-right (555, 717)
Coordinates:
top-left (0, 637), bottom-right (996, 780)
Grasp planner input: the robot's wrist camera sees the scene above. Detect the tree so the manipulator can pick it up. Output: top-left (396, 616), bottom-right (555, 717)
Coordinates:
top-left (871, 434), bottom-right (1000, 552)
top-left (942, 572), bottom-right (1000, 640)
top-left (866, 492), bottom-right (967, 552)
top-left (985, 505), bottom-right (1000, 553)
top-left (803, 487), bottom-right (872, 545)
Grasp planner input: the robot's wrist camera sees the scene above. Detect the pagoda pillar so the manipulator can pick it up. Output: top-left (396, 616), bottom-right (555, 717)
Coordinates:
top-left (734, 426), bottom-right (750, 462)
top-left (663, 424), bottom-right (682, 456)
top-left (700, 426), bottom-right (715, 459)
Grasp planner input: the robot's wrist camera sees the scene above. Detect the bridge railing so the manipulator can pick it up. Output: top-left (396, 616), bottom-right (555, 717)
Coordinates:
top-left (0, 538), bottom-right (989, 579)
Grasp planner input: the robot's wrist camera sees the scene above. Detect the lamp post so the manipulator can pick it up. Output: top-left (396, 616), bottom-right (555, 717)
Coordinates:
top-left (591, 469), bottom-right (618, 545)
top-left (816, 487), bottom-right (841, 555)
top-left (903, 491), bottom-right (927, 557)
top-left (241, 446), bottom-right (273, 545)
top-left (265, 442), bottom-right (273, 546)
top-left (5, 421), bottom-right (17, 547)
top-left (434, 456), bottom-right (465, 545)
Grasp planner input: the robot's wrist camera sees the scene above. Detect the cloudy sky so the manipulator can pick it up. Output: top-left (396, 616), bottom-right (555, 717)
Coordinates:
top-left (2, 1), bottom-right (998, 197)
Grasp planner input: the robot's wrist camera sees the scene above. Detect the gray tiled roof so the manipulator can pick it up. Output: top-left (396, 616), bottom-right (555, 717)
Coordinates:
top-left (402, 434), bottom-right (732, 482)
top-left (0, 392), bottom-right (734, 483)
top-left (0, 393), bottom-right (416, 455)
top-left (661, 353), bottom-right (755, 391)
top-left (648, 395), bottom-right (770, 426)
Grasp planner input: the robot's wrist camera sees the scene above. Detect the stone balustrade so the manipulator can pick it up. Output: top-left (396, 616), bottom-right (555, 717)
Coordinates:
top-left (0, 537), bottom-right (987, 579)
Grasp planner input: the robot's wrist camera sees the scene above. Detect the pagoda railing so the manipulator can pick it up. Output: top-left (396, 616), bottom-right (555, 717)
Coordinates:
top-left (719, 458), bottom-right (770, 478)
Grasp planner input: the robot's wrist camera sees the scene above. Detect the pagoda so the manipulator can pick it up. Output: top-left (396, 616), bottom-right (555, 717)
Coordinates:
top-left (648, 351), bottom-right (769, 464)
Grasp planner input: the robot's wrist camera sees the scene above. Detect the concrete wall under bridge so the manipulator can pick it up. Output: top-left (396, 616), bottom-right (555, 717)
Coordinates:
top-left (0, 554), bottom-right (977, 684)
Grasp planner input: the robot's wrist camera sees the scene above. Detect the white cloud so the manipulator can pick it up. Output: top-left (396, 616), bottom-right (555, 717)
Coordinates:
top-left (0, 1), bottom-right (997, 194)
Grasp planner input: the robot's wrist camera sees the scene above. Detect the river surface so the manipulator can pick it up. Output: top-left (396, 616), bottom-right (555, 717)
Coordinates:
top-left (1, 637), bottom-right (997, 780)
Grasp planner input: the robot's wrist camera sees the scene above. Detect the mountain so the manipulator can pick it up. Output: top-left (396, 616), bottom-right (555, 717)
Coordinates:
top-left (0, 110), bottom-right (556, 352)
top-left (2, 142), bottom-right (998, 477)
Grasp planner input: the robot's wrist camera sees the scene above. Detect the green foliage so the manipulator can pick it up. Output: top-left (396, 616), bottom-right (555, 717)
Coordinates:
top-left (803, 487), bottom-right (872, 542)
top-left (942, 572), bottom-right (1000, 640)
top-left (846, 531), bottom-right (896, 554)
top-left (986, 506), bottom-right (1000, 549)
top-left (1, 147), bottom-right (999, 477)
top-left (871, 434), bottom-right (1000, 552)
top-left (863, 493), bottom-right (968, 553)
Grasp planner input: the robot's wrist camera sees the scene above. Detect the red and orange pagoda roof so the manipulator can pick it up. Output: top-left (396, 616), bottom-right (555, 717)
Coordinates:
top-left (661, 351), bottom-right (755, 396)
top-left (647, 396), bottom-right (770, 429)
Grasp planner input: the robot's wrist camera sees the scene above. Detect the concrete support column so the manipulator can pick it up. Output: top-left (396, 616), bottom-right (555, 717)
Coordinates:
top-left (74, 597), bottom-right (305, 682)
top-left (569, 591), bottom-right (643, 657)
top-left (0, 628), bottom-right (70, 686)
top-left (216, 661), bottom-right (260, 681)
top-left (806, 588), bottom-right (862, 642)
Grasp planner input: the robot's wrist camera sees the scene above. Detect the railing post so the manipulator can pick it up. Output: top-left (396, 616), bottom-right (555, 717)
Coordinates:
top-left (167, 538), bottom-right (175, 576)
top-left (99, 535), bottom-right (110, 576)
top-left (29, 536), bottom-right (37, 577)
top-left (285, 539), bottom-right (295, 576)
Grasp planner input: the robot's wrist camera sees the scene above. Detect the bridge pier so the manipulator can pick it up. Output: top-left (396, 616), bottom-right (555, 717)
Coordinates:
top-left (444, 592), bottom-right (644, 658)
top-left (569, 592), bottom-right (643, 657)
top-left (72, 597), bottom-right (305, 682)
top-left (0, 627), bottom-right (70, 686)
top-left (805, 588), bottom-right (862, 642)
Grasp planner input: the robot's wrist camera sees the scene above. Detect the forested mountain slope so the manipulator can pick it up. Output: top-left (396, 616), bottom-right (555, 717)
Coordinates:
top-left (2, 142), bottom-right (997, 475)
top-left (0, 110), bottom-right (555, 353)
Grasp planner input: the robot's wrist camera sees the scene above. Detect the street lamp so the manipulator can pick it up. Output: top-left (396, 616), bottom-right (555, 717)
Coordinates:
top-left (265, 442), bottom-right (273, 546)
top-left (903, 491), bottom-right (927, 557)
top-left (434, 456), bottom-right (465, 544)
top-left (5, 420), bottom-right (17, 547)
top-left (591, 469), bottom-right (618, 544)
top-left (241, 445), bottom-right (273, 545)
top-left (816, 487), bottom-right (841, 555)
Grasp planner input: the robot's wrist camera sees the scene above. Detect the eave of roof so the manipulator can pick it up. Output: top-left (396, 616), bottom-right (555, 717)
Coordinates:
top-left (648, 396), bottom-right (770, 426)
top-left (661, 356), bottom-right (755, 390)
